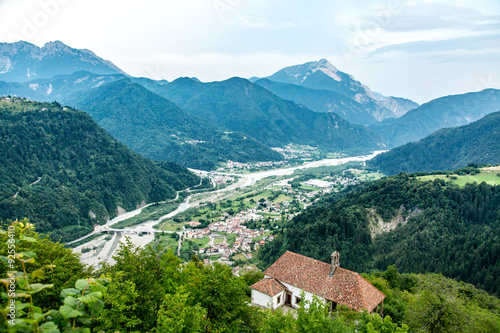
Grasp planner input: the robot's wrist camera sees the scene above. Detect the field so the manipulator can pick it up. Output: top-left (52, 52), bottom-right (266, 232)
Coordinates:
top-left (418, 167), bottom-right (500, 187)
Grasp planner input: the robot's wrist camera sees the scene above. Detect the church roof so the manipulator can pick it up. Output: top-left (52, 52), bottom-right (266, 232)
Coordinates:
top-left (250, 277), bottom-right (288, 297)
top-left (261, 251), bottom-right (385, 312)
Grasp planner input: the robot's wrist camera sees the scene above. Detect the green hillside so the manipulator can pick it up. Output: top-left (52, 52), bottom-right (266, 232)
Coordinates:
top-left (372, 89), bottom-right (500, 147)
top-left (370, 111), bottom-right (500, 174)
top-left (69, 79), bottom-right (283, 170)
top-left (0, 98), bottom-right (200, 241)
top-left (154, 77), bottom-right (384, 154)
top-left (259, 174), bottom-right (500, 296)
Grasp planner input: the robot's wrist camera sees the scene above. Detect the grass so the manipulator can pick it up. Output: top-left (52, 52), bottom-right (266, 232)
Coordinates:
top-left (213, 238), bottom-right (224, 244)
top-left (418, 168), bottom-right (500, 187)
top-left (273, 193), bottom-right (293, 203)
top-left (190, 237), bottom-right (210, 248)
top-left (298, 185), bottom-right (320, 192)
top-left (160, 220), bottom-right (188, 232)
top-left (227, 233), bottom-right (237, 246)
top-left (112, 201), bottom-right (179, 229)
top-left (156, 234), bottom-right (178, 253)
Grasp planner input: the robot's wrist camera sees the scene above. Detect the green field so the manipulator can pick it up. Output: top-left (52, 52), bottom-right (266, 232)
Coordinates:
top-left (112, 201), bottom-right (179, 229)
top-left (418, 168), bottom-right (500, 187)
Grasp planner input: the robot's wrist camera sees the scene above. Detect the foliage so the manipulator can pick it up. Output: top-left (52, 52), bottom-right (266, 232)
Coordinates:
top-left (2, 221), bottom-right (499, 332)
top-left (91, 271), bottom-right (141, 333)
top-left (0, 219), bottom-right (108, 333)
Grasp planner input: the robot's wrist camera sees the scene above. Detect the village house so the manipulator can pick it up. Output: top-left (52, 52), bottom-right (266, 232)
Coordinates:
top-left (250, 251), bottom-right (385, 313)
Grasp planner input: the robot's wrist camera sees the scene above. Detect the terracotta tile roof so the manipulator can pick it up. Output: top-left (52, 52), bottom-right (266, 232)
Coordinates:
top-left (263, 251), bottom-right (385, 312)
top-left (250, 278), bottom-right (288, 297)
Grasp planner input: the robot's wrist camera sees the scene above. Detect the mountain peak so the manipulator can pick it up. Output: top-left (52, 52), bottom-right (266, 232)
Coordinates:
top-left (308, 59), bottom-right (341, 82)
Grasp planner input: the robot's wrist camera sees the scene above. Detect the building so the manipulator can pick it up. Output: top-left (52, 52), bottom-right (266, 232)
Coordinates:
top-left (250, 251), bottom-right (385, 313)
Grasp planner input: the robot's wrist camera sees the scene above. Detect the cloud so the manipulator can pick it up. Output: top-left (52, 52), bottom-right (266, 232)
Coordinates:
top-left (368, 34), bottom-right (500, 56)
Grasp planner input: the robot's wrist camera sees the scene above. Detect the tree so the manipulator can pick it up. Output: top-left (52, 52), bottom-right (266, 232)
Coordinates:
top-left (156, 290), bottom-right (207, 333)
top-left (91, 272), bottom-right (142, 332)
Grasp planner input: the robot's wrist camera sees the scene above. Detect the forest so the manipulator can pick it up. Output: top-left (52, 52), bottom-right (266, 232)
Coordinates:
top-left (1, 219), bottom-right (499, 332)
top-left (0, 99), bottom-right (200, 242)
top-left (258, 173), bottom-right (500, 296)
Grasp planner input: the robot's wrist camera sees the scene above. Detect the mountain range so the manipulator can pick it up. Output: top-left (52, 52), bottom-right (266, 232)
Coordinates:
top-left (1, 40), bottom-right (500, 172)
top-left (372, 89), bottom-right (500, 147)
top-left (369, 110), bottom-right (500, 174)
top-left (0, 41), bottom-right (125, 82)
top-left (67, 78), bottom-right (283, 170)
top-left (145, 76), bottom-right (385, 153)
top-left (253, 59), bottom-right (418, 122)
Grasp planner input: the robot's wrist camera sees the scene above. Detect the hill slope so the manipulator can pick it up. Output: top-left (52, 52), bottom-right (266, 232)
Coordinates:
top-left (153, 77), bottom-right (385, 153)
top-left (369, 111), bottom-right (500, 174)
top-left (68, 79), bottom-right (283, 170)
top-left (0, 41), bottom-right (126, 82)
top-left (0, 98), bottom-right (199, 241)
top-left (259, 174), bottom-right (500, 296)
top-left (373, 89), bottom-right (500, 147)
top-left (254, 78), bottom-right (381, 125)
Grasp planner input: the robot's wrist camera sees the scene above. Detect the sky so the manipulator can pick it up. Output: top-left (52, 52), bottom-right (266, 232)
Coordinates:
top-left (0, 0), bottom-right (499, 103)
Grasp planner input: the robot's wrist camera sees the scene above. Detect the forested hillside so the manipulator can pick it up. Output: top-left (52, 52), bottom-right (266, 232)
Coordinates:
top-left (372, 89), bottom-right (500, 147)
top-left (259, 174), bottom-right (500, 296)
top-left (369, 111), bottom-right (500, 174)
top-left (69, 79), bottom-right (283, 170)
top-left (2, 220), bottom-right (499, 332)
top-left (152, 77), bottom-right (384, 154)
top-left (0, 98), bottom-right (199, 241)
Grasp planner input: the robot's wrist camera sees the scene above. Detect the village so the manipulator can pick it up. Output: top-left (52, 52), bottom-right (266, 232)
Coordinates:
top-left (176, 169), bottom-right (369, 272)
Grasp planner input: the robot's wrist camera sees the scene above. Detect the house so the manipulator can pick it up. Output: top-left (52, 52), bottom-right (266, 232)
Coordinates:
top-left (250, 251), bottom-right (385, 313)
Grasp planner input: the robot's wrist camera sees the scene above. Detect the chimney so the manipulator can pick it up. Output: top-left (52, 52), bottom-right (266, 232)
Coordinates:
top-left (329, 251), bottom-right (340, 277)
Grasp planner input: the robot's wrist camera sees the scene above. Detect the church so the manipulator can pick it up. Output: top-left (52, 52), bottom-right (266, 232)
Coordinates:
top-left (250, 251), bottom-right (386, 313)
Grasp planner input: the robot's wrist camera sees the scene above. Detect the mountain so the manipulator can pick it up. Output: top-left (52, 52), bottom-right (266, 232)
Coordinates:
top-left (0, 41), bottom-right (126, 82)
top-left (377, 95), bottom-right (419, 118)
top-left (0, 71), bottom-right (127, 102)
top-left (259, 174), bottom-right (500, 296)
top-left (151, 76), bottom-right (385, 153)
top-left (369, 111), bottom-right (500, 174)
top-left (373, 89), bottom-right (500, 147)
top-left (67, 79), bottom-right (283, 170)
top-left (0, 98), bottom-right (200, 242)
top-left (254, 78), bottom-right (381, 125)
top-left (261, 59), bottom-right (398, 121)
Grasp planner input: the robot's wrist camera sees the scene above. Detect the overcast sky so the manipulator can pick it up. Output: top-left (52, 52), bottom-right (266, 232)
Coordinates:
top-left (1, 0), bottom-right (499, 103)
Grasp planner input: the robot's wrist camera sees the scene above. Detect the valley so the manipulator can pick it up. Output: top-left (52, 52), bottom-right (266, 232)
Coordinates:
top-left (70, 151), bottom-right (384, 269)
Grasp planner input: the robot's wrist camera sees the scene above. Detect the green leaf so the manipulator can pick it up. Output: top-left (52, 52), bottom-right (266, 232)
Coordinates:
top-left (61, 288), bottom-right (80, 298)
top-left (59, 305), bottom-right (85, 319)
top-left (20, 235), bottom-right (37, 243)
top-left (40, 321), bottom-right (61, 333)
top-left (90, 283), bottom-right (107, 294)
top-left (28, 283), bottom-right (53, 294)
top-left (75, 279), bottom-right (89, 291)
top-left (48, 309), bottom-right (65, 326)
top-left (77, 291), bottom-right (102, 304)
top-left (31, 269), bottom-right (45, 280)
top-left (63, 296), bottom-right (78, 308)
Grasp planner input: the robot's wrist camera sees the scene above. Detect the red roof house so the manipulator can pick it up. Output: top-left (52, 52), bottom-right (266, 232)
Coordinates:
top-left (250, 251), bottom-right (385, 312)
